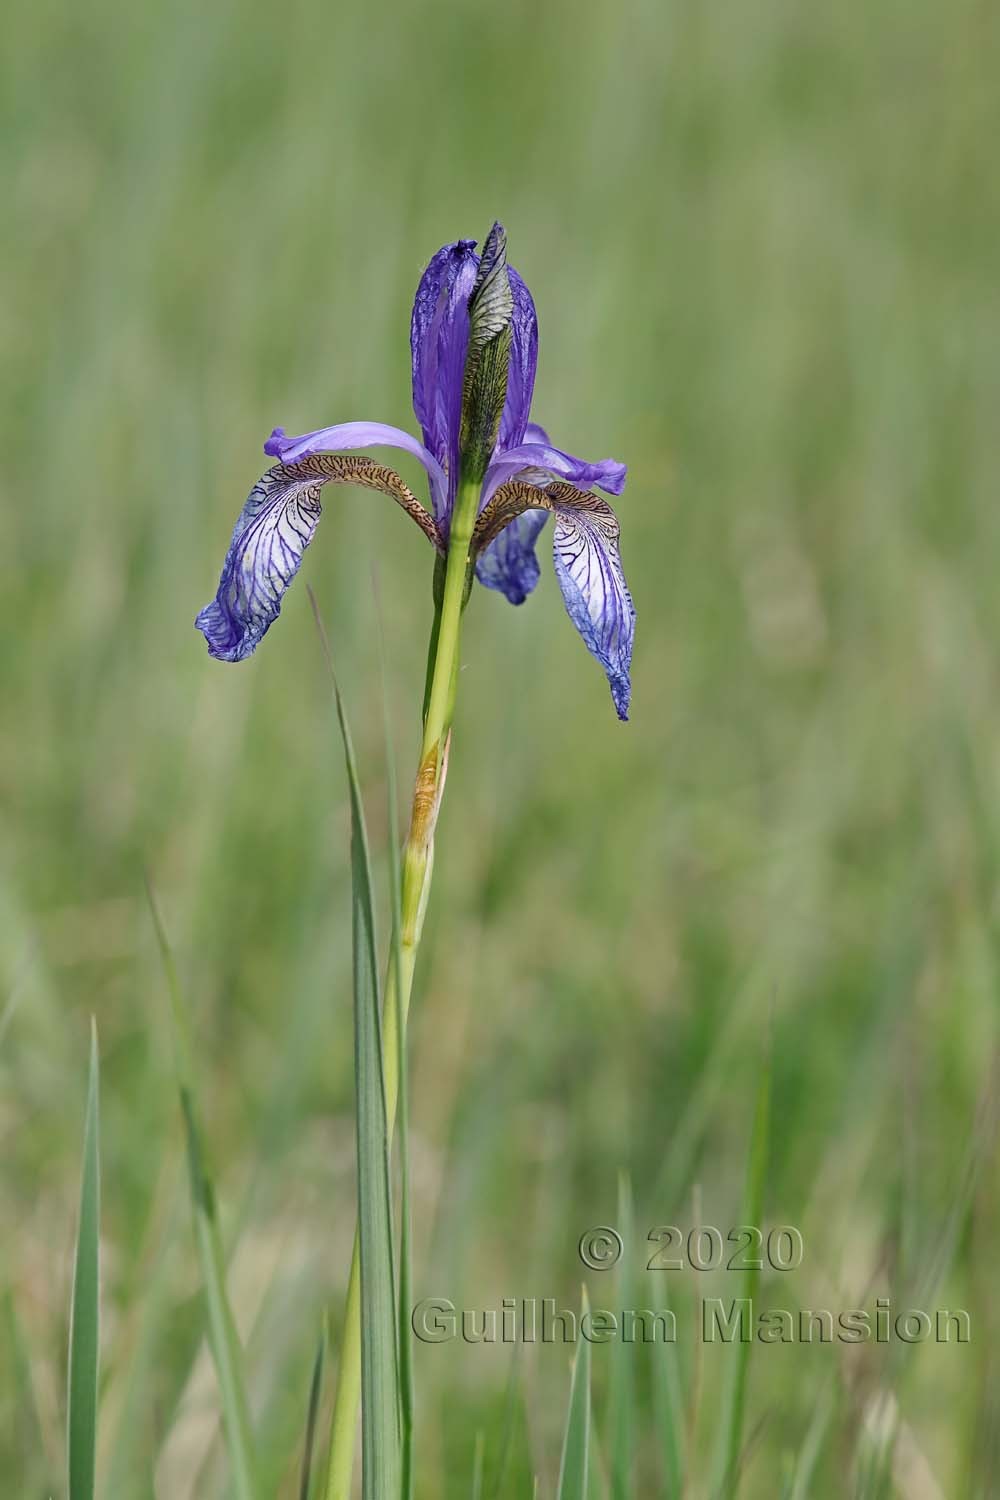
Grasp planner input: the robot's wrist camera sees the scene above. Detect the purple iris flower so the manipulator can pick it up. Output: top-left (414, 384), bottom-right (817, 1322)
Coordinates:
top-left (195, 224), bottom-right (635, 717)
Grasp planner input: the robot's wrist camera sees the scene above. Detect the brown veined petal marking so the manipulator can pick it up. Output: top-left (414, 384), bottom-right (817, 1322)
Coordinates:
top-left (195, 454), bottom-right (444, 662)
top-left (470, 479), bottom-right (615, 553)
top-left (300, 454), bottom-right (445, 550)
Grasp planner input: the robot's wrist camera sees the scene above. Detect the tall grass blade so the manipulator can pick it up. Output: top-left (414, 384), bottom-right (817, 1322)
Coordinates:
top-left (67, 1020), bottom-right (100, 1500)
top-left (299, 1323), bottom-right (328, 1500)
top-left (853, 1395), bottom-right (897, 1500)
top-left (650, 1279), bottom-right (685, 1496)
top-left (710, 1053), bottom-right (771, 1499)
top-left (5, 1286), bottom-right (47, 1483)
top-left (376, 582), bottom-right (414, 1500)
top-left (486, 1346), bottom-right (522, 1500)
top-left (588, 1427), bottom-right (610, 1500)
top-left (145, 878), bottom-right (259, 1500)
top-left (556, 1289), bottom-right (592, 1500)
top-left (471, 1431), bottom-right (485, 1500)
top-left (787, 1374), bottom-right (836, 1500)
top-left (309, 589), bottom-right (400, 1500)
top-left (608, 1174), bottom-right (633, 1500)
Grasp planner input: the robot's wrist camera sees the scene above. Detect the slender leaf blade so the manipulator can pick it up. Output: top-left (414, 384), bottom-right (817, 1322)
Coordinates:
top-left (67, 1020), bottom-right (100, 1500)
top-left (556, 1290), bottom-right (592, 1500)
top-left (650, 1279), bottom-right (686, 1496)
top-left (710, 1055), bottom-right (771, 1498)
top-left (486, 1346), bottom-right (522, 1500)
top-left (471, 1431), bottom-right (486, 1500)
top-left (377, 589), bottom-right (415, 1500)
top-left (309, 590), bottom-right (400, 1500)
top-left (609, 1174), bottom-right (633, 1500)
top-left (788, 1373), bottom-right (836, 1500)
top-left (146, 878), bottom-right (259, 1500)
top-left (5, 1286), bottom-right (47, 1482)
top-left (299, 1323), bottom-right (328, 1500)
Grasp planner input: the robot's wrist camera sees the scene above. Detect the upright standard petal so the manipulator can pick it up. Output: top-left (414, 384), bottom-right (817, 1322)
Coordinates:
top-left (409, 239), bottom-right (479, 506)
top-left (472, 480), bottom-right (635, 719)
top-left (481, 441), bottom-right (627, 507)
top-left (474, 509), bottom-right (549, 604)
top-left (496, 268), bottom-right (538, 452)
top-left (264, 421), bottom-right (449, 519)
top-left (196, 455), bottom-right (442, 662)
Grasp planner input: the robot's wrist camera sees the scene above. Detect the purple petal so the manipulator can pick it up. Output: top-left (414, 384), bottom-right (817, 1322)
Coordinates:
top-left (265, 421), bottom-right (447, 517)
top-left (475, 509), bottom-right (549, 604)
top-left (549, 497), bottom-right (635, 720)
top-left (482, 441), bottom-right (627, 507)
top-left (496, 268), bottom-right (538, 451)
top-left (195, 465), bottom-right (326, 662)
top-left (409, 240), bottom-right (479, 509)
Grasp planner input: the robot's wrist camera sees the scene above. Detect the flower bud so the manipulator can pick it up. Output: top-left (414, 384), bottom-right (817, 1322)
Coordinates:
top-left (458, 222), bottom-right (514, 485)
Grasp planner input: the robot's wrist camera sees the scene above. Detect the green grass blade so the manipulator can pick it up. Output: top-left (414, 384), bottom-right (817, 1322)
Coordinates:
top-left (650, 1280), bottom-right (685, 1496)
top-left (309, 590), bottom-right (400, 1500)
top-left (608, 1174), bottom-right (633, 1500)
top-left (67, 1020), bottom-right (100, 1500)
top-left (471, 1430), bottom-right (485, 1500)
top-left (853, 1396), bottom-right (897, 1500)
top-left (486, 1346), bottom-right (522, 1500)
top-left (710, 1056), bottom-right (771, 1499)
top-left (145, 878), bottom-right (259, 1500)
top-left (299, 1323), bottom-right (328, 1500)
top-left (5, 1286), bottom-right (48, 1484)
top-left (376, 589), bottom-right (414, 1500)
top-left (787, 1374), bottom-right (836, 1500)
top-left (556, 1289), bottom-right (592, 1500)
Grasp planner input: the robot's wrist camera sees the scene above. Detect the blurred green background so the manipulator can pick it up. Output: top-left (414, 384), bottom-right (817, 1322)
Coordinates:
top-left (4, 0), bottom-right (1000, 1493)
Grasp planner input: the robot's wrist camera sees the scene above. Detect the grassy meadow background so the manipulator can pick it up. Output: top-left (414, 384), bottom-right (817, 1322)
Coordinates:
top-left (3, 0), bottom-right (1000, 1493)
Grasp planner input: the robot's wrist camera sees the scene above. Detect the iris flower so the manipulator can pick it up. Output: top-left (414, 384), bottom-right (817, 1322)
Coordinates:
top-left (195, 223), bottom-right (635, 717)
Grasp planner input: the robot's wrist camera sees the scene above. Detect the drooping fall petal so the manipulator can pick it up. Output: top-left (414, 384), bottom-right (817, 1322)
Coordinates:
top-left (475, 508), bottom-right (549, 605)
top-left (472, 480), bottom-right (635, 718)
top-left (195, 455), bottom-right (441, 662)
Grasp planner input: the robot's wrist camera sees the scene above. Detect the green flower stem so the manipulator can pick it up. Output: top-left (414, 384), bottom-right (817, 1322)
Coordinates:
top-left (324, 477), bottom-right (480, 1500)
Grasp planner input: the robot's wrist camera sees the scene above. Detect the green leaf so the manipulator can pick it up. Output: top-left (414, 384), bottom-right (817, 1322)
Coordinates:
top-left (710, 1054), bottom-right (771, 1499)
top-left (299, 1323), bottom-right (328, 1500)
top-left (5, 1286), bottom-right (47, 1483)
top-left (378, 594), bottom-right (414, 1500)
top-left (309, 589), bottom-right (400, 1500)
top-left (486, 1346), bottom-right (522, 1500)
top-left (145, 878), bottom-right (259, 1500)
top-left (853, 1405), bottom-right (898, 1500)
top-left (556, 1290), bottom-right (592, 1500)
top-left (650, 1279), bottom-right (686, 1497)
top-left (471, 1430), bottom-right (485, 1500)
top-left (608, 1174), bottom-right (633, 1500)
top-left (67, 1020), bottom-right (100, 1500)
top-left (787, 1374), bottom-right (836, 1500)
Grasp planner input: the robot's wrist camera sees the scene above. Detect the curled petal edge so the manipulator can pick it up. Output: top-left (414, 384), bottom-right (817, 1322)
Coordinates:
top-left (481, 443), bottom-right (627, 507)
top-left (265, 422), bottom-right (450, 520)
